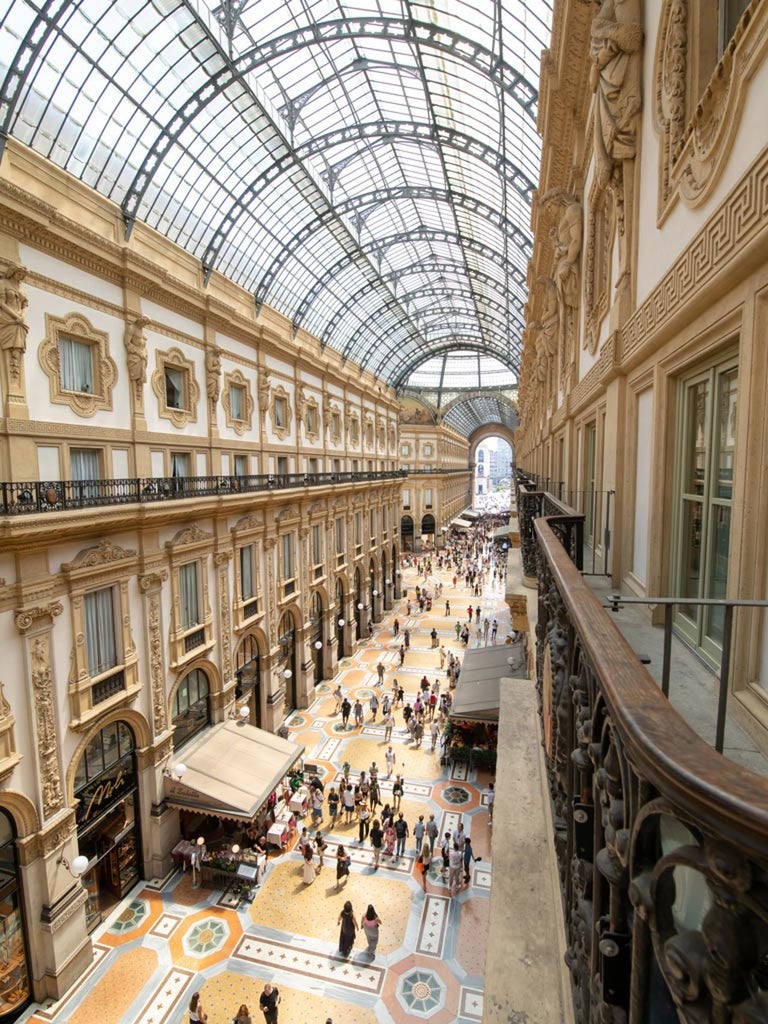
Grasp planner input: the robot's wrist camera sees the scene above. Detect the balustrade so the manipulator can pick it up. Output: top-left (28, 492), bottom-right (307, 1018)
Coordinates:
top-left (534, 512), bottom-right (768, 1023)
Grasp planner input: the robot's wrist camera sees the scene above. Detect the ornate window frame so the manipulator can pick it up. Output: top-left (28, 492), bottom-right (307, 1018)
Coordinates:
top-left (165, 526), bottom-right (213, 667)
top-left (364, 414), bottom-right (375, 449)
top-left (232, 514), bottom-right (265, 631)
top-left (61, 540), bottom-right (140, 729)
top-left (653, 0), bottom-right (766, 221)
top-left (151, 346), bottom-right (200, 428)
top-left (0, 684), bottom-right (21, 781)
top-left (348, 411), bottom-right (360, 446)
top-left (222, 369), bottom-right (254, 435)
top-left (39, 312), bottom-right (117, 418)
top-left (270, 385), bottom-right (292, 438)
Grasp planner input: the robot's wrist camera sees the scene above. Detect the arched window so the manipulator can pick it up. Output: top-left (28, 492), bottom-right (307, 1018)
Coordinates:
top-left (0, 809), bottom-right (30, 1018)
top-left (172, 668), bottom-right (210, 748)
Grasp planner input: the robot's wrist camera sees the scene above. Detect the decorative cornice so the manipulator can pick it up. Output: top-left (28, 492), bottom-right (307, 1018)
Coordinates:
top-left (62, 539), bottom-right (137, 572)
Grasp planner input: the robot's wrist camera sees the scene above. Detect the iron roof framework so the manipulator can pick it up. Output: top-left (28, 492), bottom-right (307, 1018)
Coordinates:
top-left (0, 0), bottom-right (550, 423)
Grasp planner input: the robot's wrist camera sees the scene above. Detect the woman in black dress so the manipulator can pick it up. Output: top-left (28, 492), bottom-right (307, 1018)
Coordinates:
top-left (336, 844), bottom-right (350, 890)
top-left (337, 899), bottom-right (357, 957)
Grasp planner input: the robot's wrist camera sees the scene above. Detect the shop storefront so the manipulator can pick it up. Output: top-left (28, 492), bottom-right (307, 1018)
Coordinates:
top-left (0, 811), bottom-right (30, 1021)
top-left (73, 721), bottom-right (142, 932)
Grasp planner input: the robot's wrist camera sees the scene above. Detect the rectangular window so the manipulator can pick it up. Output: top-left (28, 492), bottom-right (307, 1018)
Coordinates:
top-left (179, 563), bottom-right (200, 629)
top-left (171, 452), bottom-right (190, 478)
top-left (84, 588), bottom-right (118, 677)
top-left (281, 533), bottom-right (295, 595)
top-left (234, 454), bottom-right (248, 477)
top-left (335, 518), bottom-right (344, 553)
top-left (401, 443), bottom-right (410, 456)
top-left (425, 488), bottom-right (433, 509)
top-left (230, 384), bottom-right (245, 420)
top-left (333, 459), bottom-right (341, 474)
top-left (355, 511), bottom-right (362, 553)
top-left (240, 545), bottom-right (255, 601)
top-left (274, 397), bottom-right (287, 427)
top-left (312, 524), bottom-right (322, 566)
top-left (71, 448), bottom-right (100, 480)
top-left (277, 456), bottom-right (288, 477)
top-left (331, 412), bottom-right (341, 437)
top-left (403, 488), bottom-right (411, 510)
top-left (369, 508), bottom-right (376, 538)
top-left (308, 457), bottom-right (319, 474)
top-left (59, 338), bottom-right (94, 393)
top-left (165, 366), bottom-right (186, 410)
top-left (306, 406), bottom-right (317, 434)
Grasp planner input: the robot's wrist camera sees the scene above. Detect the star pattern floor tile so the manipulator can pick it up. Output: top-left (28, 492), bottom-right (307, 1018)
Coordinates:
top-left (20, 557), bottom-right (512, 1024)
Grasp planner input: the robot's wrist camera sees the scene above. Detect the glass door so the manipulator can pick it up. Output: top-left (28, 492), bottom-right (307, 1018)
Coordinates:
top-left (673, 359), bottom-right (738, 663)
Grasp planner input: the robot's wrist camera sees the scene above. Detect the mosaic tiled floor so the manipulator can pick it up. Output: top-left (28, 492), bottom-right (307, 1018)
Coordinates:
top-left (23, 555), bottom-right (511, 1024)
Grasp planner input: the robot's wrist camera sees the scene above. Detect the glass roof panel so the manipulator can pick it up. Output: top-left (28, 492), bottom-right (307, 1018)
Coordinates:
top-left (0, 0), bottom-right (551, 391)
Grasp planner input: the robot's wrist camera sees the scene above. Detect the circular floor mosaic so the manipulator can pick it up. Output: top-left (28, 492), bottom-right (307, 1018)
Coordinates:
top-left (109, 898), bottom-right (148, 934)
top-left (183, 916), bottom-right (230, 956)
top-left (287, 715), bottom-right (306, 728)
top-left (397, 969), bottom-right (446, 1017)
top-left (442, 785), bottom-right (471, 804)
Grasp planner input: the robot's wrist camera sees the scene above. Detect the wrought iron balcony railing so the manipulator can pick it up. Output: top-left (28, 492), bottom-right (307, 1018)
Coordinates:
top-left (521, 469), bottom-right (768, 1023)
top-left (0, 469), bottom-right (407, 517)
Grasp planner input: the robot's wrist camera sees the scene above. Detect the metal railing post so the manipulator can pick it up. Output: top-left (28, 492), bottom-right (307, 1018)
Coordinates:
top-left (661, 603), bottom-right (673, 697)
top-left (715, 604), bottom-right (734, 754)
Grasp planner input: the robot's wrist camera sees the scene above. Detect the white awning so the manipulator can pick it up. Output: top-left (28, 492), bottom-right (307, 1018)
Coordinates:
top-left (164, 720), bottom-right (304, 822)
top-left (450, 644), bottom-right (527, 722)
top-left (451, 517), bottom-right (472, 530)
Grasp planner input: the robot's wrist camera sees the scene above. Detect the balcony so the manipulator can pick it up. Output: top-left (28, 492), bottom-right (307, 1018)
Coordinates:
top-left (0, 469), bottom-right (407, 517)
top-left (516, 473), bottom-right (768, 1022)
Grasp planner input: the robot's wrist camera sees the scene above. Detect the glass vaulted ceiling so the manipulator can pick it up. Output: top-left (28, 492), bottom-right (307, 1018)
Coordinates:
top-left (0, 0), bottom-right (550, 401)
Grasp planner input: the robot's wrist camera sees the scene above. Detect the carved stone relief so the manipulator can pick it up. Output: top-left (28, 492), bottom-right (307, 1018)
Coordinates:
top-left (0, 260), bottom-right (28, 384)
top-left (30, 636), bottom-right (64, 818)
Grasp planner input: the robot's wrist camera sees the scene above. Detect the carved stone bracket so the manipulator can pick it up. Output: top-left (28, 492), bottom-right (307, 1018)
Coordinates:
top-left (14, 601), bottom-right (63, 635)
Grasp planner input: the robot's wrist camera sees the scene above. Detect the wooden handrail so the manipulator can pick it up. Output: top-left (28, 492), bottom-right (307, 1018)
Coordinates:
top-left (535, 515), bottom-right (768, 859)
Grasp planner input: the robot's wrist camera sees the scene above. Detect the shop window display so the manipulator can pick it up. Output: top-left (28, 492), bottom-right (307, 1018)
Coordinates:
top-left (0, 811), bottom-right (29, 1019)
top-left (73, 722), bottom-right (141, 932)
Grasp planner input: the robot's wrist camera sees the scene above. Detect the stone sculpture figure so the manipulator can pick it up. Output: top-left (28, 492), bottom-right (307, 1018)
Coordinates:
top-left (589, 0), bottom-right (643, 188)
top-left (539, 191), bottom-right (583, 386)
top-left (205, 347), bottom-right (221, 403)
top-left (0, 261), bottom-right (29, 379)
top-left (125, 315), bottom-right (150, 390)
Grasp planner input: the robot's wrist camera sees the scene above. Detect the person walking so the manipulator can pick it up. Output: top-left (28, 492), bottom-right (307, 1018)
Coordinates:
top-left (483, 618), bottom-right (490, 642)
top-left (376, 662), bottom-right (385, 687)
top-left (486, 782), bottom-right (495, 823)
top-left (233, 1004), bottom-right (252, 1024)
top-left (467, 605), bottom-right (473, 622)
top-left (368, 776), bottom-right (381, 810)
top-left (413, 719), bottom-right (424, 748)
top-left (426, 814), bottom-right (439, 854)
top-left (353, 699), bottom-right (364, 727)
top-left (393, 617), bottom-right (400, 637)
top-left (327, 786), bottom-right (340, 826)
top-left (398, 643), bottom-right (405, 666)
top-left (416, 844), bottom-right (431, 891)
top-left (448, 843), bottom-right (464, 895)
top-left (302, 843), bottom-right (316, 885)
top-left (358, 802), bottom-right (371, 843)
top-left (454, 621), bottom-right (461, 641)
top-left (360, 905), bottom-right (382, 959)
top-left (383, 820), bottom-right (396, 859)
top-left (394, 812), bottom-right (409, 859)
top-left (463, 836), bottom-right (478, 884)
top-left (430, 718), bottom-right (440, 751)
top-left (383, 711), bottom-right (394, 741)
top-left (189, 992), bottom-right (208, 1023)
top-left (491, 619), bottom-right (498, 643)
top-left (392, 774), bottom-right (404, 810)
top-left (336, 845), bottom-right (351, 890)
top-left (413, 814), bottom-right (425, 856)
top-left (337, 900), bottom-right (357, 957)
top-left (403, 628), bottom-right (411, 649)
top-left (311, 786), bottom-right (323, 826)
top-left (315, 831), bottom-right (327, 870)
top-left (385, 745), bottom-right (396, 777)
top-left (369, 693), bottom-right (379, 721)
top-left (382, 694), bottom-right (390, 716)
top-left (342, 784), bottom-right (355, 824)
top-left (370, 819), bottom-right (383, 868)
top-left (259, 984), bottom-right (281, 1024)
top-left (439, 646), bottom-right (446, 669)
top-left (475, 606), bottom-right (481, 624)
top-left (341, 697), bottom-right (351, 729)
top-left (334, 684), bottom-right (343, 712)
top-left (445, 600), bottom-right (451, 616)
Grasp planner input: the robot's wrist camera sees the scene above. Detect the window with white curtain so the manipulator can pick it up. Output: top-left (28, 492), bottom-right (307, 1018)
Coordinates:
top-left (71, 448), bottom-right (100, 480)
top-left (84, 588), bottom-right (118, 677)
top-left (240, 544), bottom-right (255, 601)
top-left (335, 518), bottom-right (344, 554)
top-left (59, 338), bottom-right (94, 393)
top-left (234, 454), bottom-right (248, 476)
top-left (425, 488), bottom-right (433, 508)
top-left (179, 563), bottom-right (200, 628)
top-left (281, 534), bottom-right (293, 580)
top-left (274, 397), bottom-right (287, 427)
top-left (230, 384), bottom-right (245, 420)
top-left (312, 524), bottom-right (322, 566)
top-left (171, 452), bottom-right (190, 477)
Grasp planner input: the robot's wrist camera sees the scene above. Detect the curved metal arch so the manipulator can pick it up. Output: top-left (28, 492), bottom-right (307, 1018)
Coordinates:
top-left (380, 257), bottom-right (518, 293)
top-left (395, 285), bottom-right (515, 324)
top-left (119, 14), bottom-right (538, 229)
top-left (317, 225), bottom-right (528, 350)
top-left (439, 388), bottom-right (519, 418)
top-left (209, 183), bottom-right (531, 294)
top-left (389, 340), bottom-right (520, 391)
top-left (366, 330), bottom-right (520, 380)
top-left (211, 121), bottom-right (535, 288)
top-left (0, 0), bottom-right (72, 158)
